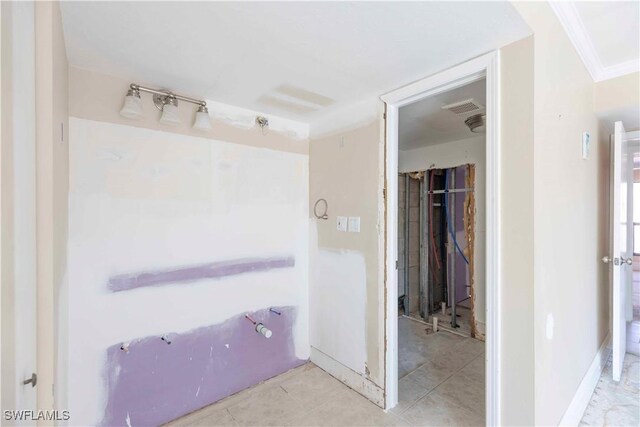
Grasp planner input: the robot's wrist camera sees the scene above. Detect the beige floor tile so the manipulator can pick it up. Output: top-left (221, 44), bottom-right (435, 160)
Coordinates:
top-left (390, 376), bottom-right (431, 415)
top-left (280, 366), bottom-right (344, 409)
top-left (401, 393), bottom-right (483, 427)
top-left (227, 385), bottom-right (305, 426)
top-left (286, 388), bottom-right (406, 427)
top-left (460, 354), bottom-right (485, 385)
top-left (215, 364), bottom-right (316, 411)
top-left (190, 409), bottom-right (238, 427)
top-left (165, 407), bottom-right (237, 427)
top-left (455, 337), bottom-right (485, 356)
top-left (430, 372), bottom-right (485, 415)
top-left (398, 317), bottom-right (467, 378)
top-left (403, 360), bottom-right (456, 393)
top-left (427, 338), bottom-right (484, 372)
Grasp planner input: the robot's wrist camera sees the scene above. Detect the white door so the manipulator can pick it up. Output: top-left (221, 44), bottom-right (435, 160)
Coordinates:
top-left (607, 121), bottom-right (633, 382)
top-left (1, 1), bottom-right (39, 420)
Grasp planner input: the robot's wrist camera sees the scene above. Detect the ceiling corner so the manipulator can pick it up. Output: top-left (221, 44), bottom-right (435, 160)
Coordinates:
top-left (549, 1), bottom-right (603, 81)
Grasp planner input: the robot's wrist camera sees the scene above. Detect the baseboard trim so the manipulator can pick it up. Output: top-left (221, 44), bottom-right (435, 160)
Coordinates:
top-left (310, 346), bottom-right (384, 408)
top-left (559, 333), bottom-right (611, 426)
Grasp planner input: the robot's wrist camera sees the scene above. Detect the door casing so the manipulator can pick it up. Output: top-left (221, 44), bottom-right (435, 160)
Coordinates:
top-left (380, 51), bottom-right (501, 426)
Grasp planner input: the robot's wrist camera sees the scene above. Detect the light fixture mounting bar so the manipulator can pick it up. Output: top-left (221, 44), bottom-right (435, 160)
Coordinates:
top-left (130, 84), bottom-right (206, 107)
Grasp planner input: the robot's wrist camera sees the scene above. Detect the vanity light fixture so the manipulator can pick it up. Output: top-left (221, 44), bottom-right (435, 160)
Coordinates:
top-left (119, 87), bottom-right (143, 119)
top-left (119, 83), bottom-right (211, 130)
top-left (159, 95), bottom-right (180, 126)
top-left (193, 105), bottom-right (212, 131)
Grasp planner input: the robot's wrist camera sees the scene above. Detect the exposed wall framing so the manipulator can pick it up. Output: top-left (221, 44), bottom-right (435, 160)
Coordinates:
top-left (397, 164), bottom-right (480, 339)
top-left (464, 164), bottom-right (481, 340)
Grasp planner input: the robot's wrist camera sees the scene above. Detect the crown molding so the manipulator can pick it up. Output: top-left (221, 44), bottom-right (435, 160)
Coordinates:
top-left (549, 1), bottom-right (640, 82)
top-left (600, 58), bottom-right (640, 82)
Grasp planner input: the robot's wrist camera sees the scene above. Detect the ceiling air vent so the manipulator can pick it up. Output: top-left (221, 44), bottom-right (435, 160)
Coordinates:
top-left (441, 98), bottom-right (484, 116)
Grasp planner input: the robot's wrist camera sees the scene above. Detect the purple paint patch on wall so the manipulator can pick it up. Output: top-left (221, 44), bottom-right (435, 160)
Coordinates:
top-left (101, 306), bottom-right (304, 427)
top-left (108, 257), bottom-right (295, 292)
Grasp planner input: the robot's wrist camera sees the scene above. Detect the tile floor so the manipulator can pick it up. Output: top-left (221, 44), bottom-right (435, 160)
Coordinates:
top-left (166, 363), bottom-right (406, 427)
top-left (395, 316), bottom-right (485, 426)
top-left (167, 316), bottom-right (485, 427)
top-left (579, 353), bottom-right (640, 427)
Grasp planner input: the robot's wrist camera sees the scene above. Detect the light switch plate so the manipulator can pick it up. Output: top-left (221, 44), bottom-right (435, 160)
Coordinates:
top-left (337, 216), bottom-right (348, 232)
top-left (348, 216), bottom-right (361, 233)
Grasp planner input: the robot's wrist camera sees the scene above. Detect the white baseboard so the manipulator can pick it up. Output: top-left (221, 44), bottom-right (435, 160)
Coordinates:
top-left (310, 346), bottom-right (385, 408)
top-left (559, 333), bottom-right (611, 426)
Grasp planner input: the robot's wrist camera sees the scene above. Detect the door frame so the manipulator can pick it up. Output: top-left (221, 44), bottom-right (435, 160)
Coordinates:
top-left (380, 50), bottom-right (501, 425)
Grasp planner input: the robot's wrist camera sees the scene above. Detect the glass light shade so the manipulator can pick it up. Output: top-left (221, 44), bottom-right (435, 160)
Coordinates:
top-left (193, 107), bottom-right (212, 131)
top-left (119, 93), bottom-right (143, 119)
top-left (159, 102), bottom-right (181, 126)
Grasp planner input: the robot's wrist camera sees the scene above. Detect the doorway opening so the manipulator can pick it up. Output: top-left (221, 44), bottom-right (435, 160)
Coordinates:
top-left (381, 52), bottom-right (500, 425)
top-left (393, 78), bottom-right (486, 423)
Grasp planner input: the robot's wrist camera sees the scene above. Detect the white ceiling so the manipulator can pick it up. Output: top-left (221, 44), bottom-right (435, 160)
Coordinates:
top-left (550, 1), bottom-right (640, 81)
top-left (399, 79), bottom-right (486, 151)
top-left (60, 2), bottom-right (530, 134)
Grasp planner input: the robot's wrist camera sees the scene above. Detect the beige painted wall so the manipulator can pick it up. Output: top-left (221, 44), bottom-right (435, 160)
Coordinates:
top-left (595, 72), bottom-right (640, 114)
top-left (499, 35), bottom-right (536, 425)
top-left (309, 121), bottom-right (384, 387)
top-left (512, 3), bottom-right (611, 425)
top-left (34, 0), bottom-right (69, 414)
top-left (595, 72), bottom-right (640, 132)
top-left (69, 67), bottom-right (308, 155)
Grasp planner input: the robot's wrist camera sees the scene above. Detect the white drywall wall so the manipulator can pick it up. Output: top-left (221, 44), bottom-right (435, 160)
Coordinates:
top-left (399, 135), bottom-right (486, 332)
top-left (309, 244), bottom-right (367, 373)
top-left (65, 118), bottom-right (309, 425)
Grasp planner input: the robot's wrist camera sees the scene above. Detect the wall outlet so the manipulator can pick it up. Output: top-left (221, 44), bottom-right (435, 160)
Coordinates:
top-left (348, 216), bottom-right (360, 233)
top-left (337, 216), bottom-right (348, 232)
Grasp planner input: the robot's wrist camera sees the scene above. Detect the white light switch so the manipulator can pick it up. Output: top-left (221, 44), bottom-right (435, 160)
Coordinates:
top-left (348, 217), bottom-right (361, 233)
top-left (337, 216), bottom-right (348, 232)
